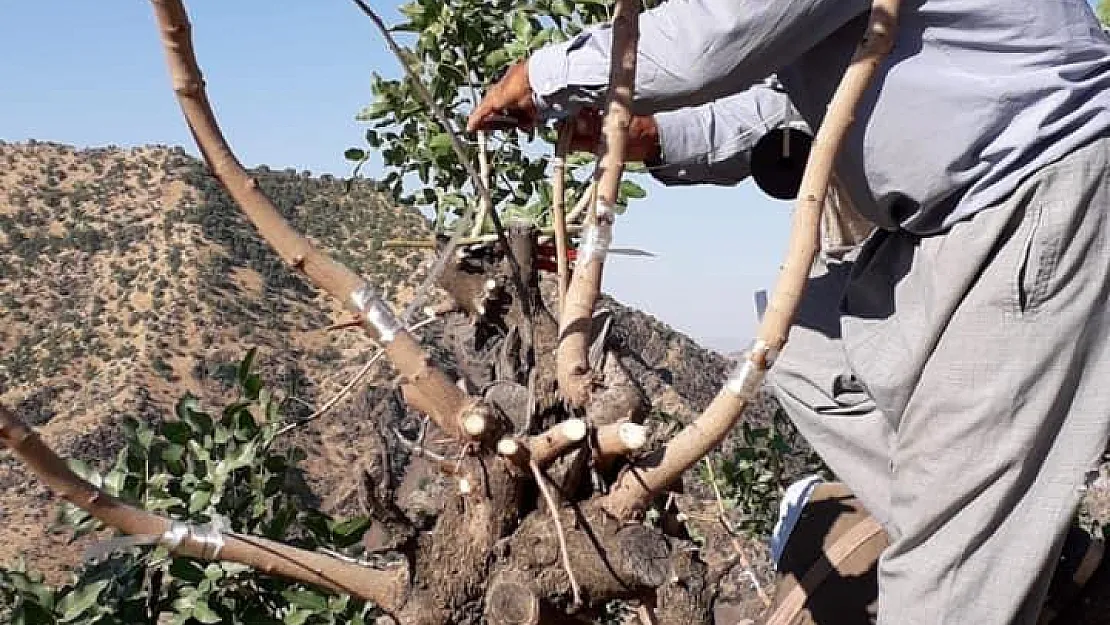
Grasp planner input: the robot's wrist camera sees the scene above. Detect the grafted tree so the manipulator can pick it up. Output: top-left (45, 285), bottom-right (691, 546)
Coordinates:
top-left (0, 0), bottom-right (903, 622)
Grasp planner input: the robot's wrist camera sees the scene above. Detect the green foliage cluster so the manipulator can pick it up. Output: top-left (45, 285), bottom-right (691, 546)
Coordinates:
top-left (700, 406), bottom-right (830, 538)
top-left (349, 0), bottom-right (647, 233)
top-left (0, 352), bottom-right (384, 625)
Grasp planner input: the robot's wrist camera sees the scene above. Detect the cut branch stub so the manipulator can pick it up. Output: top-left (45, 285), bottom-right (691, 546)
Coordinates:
top-left (150, 0), bottom-right (479, 442)
top-left (603, 0), bottom-right (904, 520)
top-left (528, 418), bottom-right (588, 467)
top-left (556, 0), bottom-right (639, 407)
top-left (594, 422), bottom-right (647, 466)
top-left (0, 403), bottom-right (411, 612)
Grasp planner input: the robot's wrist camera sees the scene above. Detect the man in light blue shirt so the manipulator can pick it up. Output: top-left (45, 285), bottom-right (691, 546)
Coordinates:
top-left (470, 1), bottom-right (1110, 623)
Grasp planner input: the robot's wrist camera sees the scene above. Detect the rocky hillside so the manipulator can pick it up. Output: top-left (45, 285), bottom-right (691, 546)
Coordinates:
top-left (0, 141), bottom-right (783, 585)
top-left (0, 141), bottom-right (441, 574)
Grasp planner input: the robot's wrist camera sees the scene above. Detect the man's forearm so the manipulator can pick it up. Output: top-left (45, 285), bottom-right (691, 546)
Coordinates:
top-left (648, 83), bottom-right (800, 187)
top-left (528, 0), bottom-right (869, 119)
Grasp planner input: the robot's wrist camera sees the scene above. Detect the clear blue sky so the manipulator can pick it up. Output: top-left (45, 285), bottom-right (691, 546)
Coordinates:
top-left (0, 2), bottom-right (798, 353)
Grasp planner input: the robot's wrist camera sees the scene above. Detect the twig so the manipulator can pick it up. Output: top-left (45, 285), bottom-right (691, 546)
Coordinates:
top-left (393, 427), bottom-right (449, 464)
top-left (277, 317), bottom-right (437, 436)
top-left (471, 130), bottom-right (493, 237)
top-left (565, 179), bottom-right (599, 224)
top-left (459, 49), bottom-right (493, 240)
top-left (531, 460), bottom-right (583, 608)
top-left (552, 123), bottom-right (573, 311)
top-left (704, 459), bottom-right (771, 608)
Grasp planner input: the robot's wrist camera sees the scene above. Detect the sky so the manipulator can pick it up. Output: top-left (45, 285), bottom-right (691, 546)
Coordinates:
top-left (0, 2), bottom-right (796, 353)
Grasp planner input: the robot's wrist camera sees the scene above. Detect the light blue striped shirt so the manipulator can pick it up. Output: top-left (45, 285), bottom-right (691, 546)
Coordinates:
top-left (528, 0), bottom-right (1110, 234)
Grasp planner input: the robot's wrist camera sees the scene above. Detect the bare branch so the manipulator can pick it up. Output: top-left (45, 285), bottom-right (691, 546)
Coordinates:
top-left (0, 403), bottom-right (410, 611)
top-left (704, 459), bottom-right (771, 608)
top-left (150, 0), bottom-right (478, 441)
top-left (552, 124), bottom-right (574, 311)
top-left (565, 179), bottom-right (598, 225)
top-left (603, 0), bottom-right (904, 519)
top-left (277, 316), bottom-right (437, 436)
top-left (472, 130), bottom-right (494, 237)
top-left (556, 0), bottom-right (639, 406)
top-left (531, 460), bottom-right (582, 609)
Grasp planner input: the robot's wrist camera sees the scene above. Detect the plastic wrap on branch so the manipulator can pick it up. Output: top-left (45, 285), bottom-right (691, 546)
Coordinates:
top-left (351, 285), bottom-right (403, 344)
top-left (149, 0), bottom-right (477, 440)
top-left (0, 403), bottom-right (410, 611)
top-left (603, 0), bottom-right (904, 520)
top-left (556, 0), bottom-right (639, 408)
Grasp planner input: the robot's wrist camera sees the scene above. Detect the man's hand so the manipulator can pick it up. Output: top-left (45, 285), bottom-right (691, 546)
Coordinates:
top-left (468, 61), bottom-right (661, 163)
top-left (467, 62), bottom-right (537, 132)
top-left (566, 108), bottom-right (662, 163)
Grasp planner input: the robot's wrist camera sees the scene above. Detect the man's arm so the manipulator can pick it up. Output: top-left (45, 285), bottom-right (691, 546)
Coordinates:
top-left (647, 81), bottom-right (800, 187)
top-left (528, 0), bottom-right (869, 119)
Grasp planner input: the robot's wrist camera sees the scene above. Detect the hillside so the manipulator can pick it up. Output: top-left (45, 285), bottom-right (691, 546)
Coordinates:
top-left (0, 141), bottom-right (781, 588)
top-left (0, 140), bottom-right (443, 574)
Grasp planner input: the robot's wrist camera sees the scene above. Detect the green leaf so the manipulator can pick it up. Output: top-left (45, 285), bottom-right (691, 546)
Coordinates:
top-left (168, 558), bottom-right (206, 584)
top-left (619, 180), bottom-right (647, 199)
top-left (192, 600), bottom-right (222, 624)
top-left (328, 516), bottom-right (372, 547)
top-left (56, 579), bottom-right (109, 622)
top-left (343, 148), bottom-right (367, 162)
top-left (237, 348), bottom-right (257, 388)
top-left (243, 374), bottom-right (262, 401)
top-left (282, 589), bottom-right (329, 612)
top-left (161, 421), bottom-right (192, 444)
top-left (188, 490), bottom-right (212, 514)
top-left (511, 12), bottom-right (532, 40)
top-left (284, 608), bottom-right (311, 625)
top-left (175, 394), bottom-right (203, 421)
top-left (427, 132), bottom-right (453, 158)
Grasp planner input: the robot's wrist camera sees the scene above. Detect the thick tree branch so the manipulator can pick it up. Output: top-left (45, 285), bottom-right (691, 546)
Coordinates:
top-left (604, 0), bottom-right (903, 519)
top-left (150, 0), bottom-right (481, 442)
top-left (0, 404), bottom-right (410, 612)
top-left (556, 0), bottom-right (639, 406)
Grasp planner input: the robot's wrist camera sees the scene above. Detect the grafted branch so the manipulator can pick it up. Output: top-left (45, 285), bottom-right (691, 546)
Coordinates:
top-left (556, 0), bottom-right (639, 406)
top-left (0, 404), bottom-right (410, 611)
top-left (604, 0), bottom-right (903, 519)
top-left (150, 0), bottom-right (482, 442)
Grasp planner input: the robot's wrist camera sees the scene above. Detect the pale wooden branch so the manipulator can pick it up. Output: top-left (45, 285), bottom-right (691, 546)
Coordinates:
top-left (150, 0), bottom-right (479, 442)
top-left (604, 0), bottom-right (903, 519)
top-left (0, 404), bottom-right (409, 611)
top-left (552, 124), bottom-right (574, 311)
top-left (556, 0), bottom-right (639, 406)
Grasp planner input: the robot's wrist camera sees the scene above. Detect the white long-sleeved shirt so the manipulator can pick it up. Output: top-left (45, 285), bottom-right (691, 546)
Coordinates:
top-left (527, 0), bottom-right (1110, 234)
